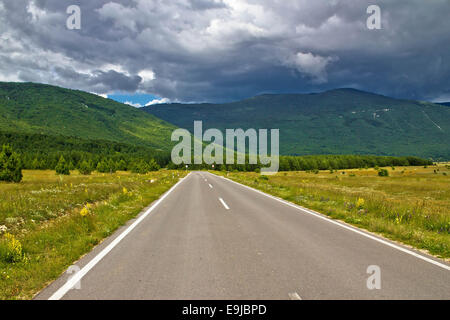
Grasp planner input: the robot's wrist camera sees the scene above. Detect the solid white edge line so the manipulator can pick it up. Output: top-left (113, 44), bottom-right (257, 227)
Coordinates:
top-left (209, 172), bottom-right (450, 271)
top-left (48, 172), bottom-right (192, 300)
top-left (288, 292), bottom-right (302, 300)
top-left (219, 197), bottom-right (230, 210)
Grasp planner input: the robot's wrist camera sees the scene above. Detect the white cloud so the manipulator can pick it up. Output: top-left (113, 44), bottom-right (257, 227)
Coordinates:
top-left (26, 1), bottom-right (47, 22)
top-left (288, 52), bottom-right (337, 83)
top-left (145, 98), bottom-right (171, 106)
top-left (138, 69), bottom-right (155, 82)
top-left (91, 92), bottom-right (108, 99)
top-left (124, 101), bottom-right (143, 108)
top-left (97, 2), bottom-right (138, 32)
top-left (100, 64), bottom-right (130, 76)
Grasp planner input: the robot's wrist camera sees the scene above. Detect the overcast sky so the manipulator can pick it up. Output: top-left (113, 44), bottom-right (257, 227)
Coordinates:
top-left (1, 0), bottom-right (449, 104)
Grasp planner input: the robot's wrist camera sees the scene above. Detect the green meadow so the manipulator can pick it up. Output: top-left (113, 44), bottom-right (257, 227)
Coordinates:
top-left (215, 164), bottom-right (450, 259)
top-left (0, 169), bottom-right (186, 300)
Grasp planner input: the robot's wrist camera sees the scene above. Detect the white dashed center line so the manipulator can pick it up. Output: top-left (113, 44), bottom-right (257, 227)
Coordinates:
top-left (288, 292), bottom-right (302, 300)
top-left (219, 198), bottom-right (230, 210)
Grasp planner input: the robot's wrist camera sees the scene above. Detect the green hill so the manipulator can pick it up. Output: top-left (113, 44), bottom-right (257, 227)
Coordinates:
top-left (0, 82), bottom-right (176, 151)
top-left (143, 89), bottom-right (450, 160)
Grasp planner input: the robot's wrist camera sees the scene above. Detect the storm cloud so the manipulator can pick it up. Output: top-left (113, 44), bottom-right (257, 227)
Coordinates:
top-left (0, 0), bottom-right (449, 102)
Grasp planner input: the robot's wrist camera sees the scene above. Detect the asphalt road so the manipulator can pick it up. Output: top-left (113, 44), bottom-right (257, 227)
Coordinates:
top-left (36, 172), bottom-right (450, 300)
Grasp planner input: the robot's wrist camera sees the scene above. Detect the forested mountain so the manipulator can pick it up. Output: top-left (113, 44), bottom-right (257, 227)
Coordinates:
top-left (0, 82), bottom-right (176, 151)
top-left (144, 89), bottom-right (450, 160)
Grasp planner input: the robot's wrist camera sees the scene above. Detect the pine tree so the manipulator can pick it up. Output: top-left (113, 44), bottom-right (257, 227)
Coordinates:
top-left (55, 156), bottom-right (70, 175)
top-left (0, 145), bottom-right (23, 182)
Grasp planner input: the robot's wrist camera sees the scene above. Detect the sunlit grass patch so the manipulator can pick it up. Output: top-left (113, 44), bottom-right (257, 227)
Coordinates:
top-left (0, 169), bottom-right (186, 300)
top-left (215, 165), bottom-right (450, 259)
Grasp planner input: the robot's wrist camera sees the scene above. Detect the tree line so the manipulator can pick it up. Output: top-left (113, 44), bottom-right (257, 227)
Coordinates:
top-left (168, 154), bottom-right (433, 172)
top-left (0, 131), bottom-right (170, 169)
top-left (0, 129), bottom-right (434, 183)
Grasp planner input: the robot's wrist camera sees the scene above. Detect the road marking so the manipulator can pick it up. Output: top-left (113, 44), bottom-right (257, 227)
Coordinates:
top-left (288, 292), bottom-right (302, 300)
top-left (209, 172), bottom-right (450, 271)
top-left (219, 197), bottom-right (230, 210)
top-left (48, 173), bottom-right (192, 300)
top-left (209, 184), bottom-right (213, 189)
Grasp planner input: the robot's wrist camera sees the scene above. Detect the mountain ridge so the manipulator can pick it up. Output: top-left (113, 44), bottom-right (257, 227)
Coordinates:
top-left (0, 82), bottom-right (176, 151)
top-left (144, 89), bottom-right (450, 160)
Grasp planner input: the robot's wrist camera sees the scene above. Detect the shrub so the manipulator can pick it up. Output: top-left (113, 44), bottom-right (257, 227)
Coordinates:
top-left (78, 160), bottom-right (92, 175)
top-left (96, 160), bottom-right (112, 173)
top-left (148, 159), bottom-right (161, 172)
top-left (378, 169), bottom-right (389, 177)
top-left (107, 159), bottom-right (117, 173)
top-left (116, 159), bottom-right (127, 171)
top-left (131, 160), bottom-right (150, 174)
top-left (55, 156), bottom-right (70, 175)
top-left (0, 145), bottom-right (22, 182)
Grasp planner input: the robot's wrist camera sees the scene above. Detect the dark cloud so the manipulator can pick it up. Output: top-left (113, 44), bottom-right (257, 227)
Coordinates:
top-left (0, 0), bottom-right (449, 102)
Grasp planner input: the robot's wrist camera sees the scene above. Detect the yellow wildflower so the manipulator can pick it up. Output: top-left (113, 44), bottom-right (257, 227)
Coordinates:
top-left (80, 207), bottom-right (89, 217)
top-left (3, 233), bottom-right (24, 263)
top-left (356, 198), bottom-right (365, 208)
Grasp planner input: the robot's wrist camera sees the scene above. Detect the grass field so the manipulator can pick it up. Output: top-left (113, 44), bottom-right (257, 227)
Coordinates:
top-left (215, 164), bottom-right (450, 259)
top-left (0, 169), bottom-right (186, 300)
top-left (1, 165), bottom-right (448, 299)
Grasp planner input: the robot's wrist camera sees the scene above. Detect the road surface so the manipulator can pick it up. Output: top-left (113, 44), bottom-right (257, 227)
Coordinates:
top-left (36, 172), bottom-right (450, 300)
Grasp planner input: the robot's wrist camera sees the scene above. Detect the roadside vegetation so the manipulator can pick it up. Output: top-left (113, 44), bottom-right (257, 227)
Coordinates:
top-left (0, 169), bottom-right (186, 300)
top-left (215, 164), bottom-right (450, 259)
top-left (169, 154), bottom-right (432, 171)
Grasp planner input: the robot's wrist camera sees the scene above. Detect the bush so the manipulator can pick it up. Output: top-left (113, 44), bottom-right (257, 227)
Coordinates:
top-left (78, 160), bottom-right (92, 175)
top-left (116, 159), bottom-right (127, 171)
top-left (55, 156), bottom-right (70, 175)
top-left (148, 159), bottom-right (160, 171)
top-left (0, 145), bottom-right (22, 182)
top-left (131, 160), bottom-right (150, 174)
top-left (96, 160), bottom-right (116, 173)
top-left (378, 169), bottom-right (389, 177)
top-left (107, 159), bottom-right (117, 173)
